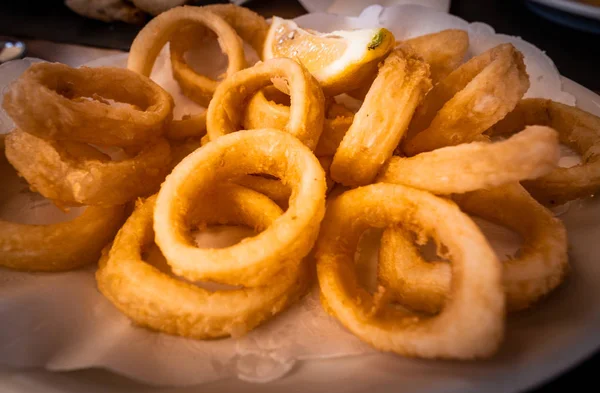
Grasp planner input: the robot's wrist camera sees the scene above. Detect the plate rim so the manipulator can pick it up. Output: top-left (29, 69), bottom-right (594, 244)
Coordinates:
top-left (528, 0), bottom-right (600, 19)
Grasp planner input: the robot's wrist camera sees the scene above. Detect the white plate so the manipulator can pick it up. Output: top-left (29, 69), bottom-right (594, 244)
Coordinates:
top-left (529, 0), bottom-right (600, 20)
top-left (0, 75), bottom-right (599, 393)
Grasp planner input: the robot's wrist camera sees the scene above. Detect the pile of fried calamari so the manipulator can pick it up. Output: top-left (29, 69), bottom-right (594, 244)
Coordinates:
top-left (2, 4), bottom-right (600, 360)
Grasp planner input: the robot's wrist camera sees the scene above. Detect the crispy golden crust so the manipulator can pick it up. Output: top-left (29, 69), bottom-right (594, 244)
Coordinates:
top-left (128, 6), bottom-right (246, 107)
top-left (234, 174), bottom-right (291, 209)
top-left (168, 5), bottom-right (267, 106)
top-left (0, 139), bottom-right (126, 271)
top-left (234, 155), bottom-right (335, 210)
top-left (403, 43), bottom-right (530, 155)
top-left (241, 87), bottom-right (354, 156)
top-left (154, 129), bottom-right (326, 286)
top-left (167, 136), bottom-right (201, 169)
top-left (166, 112), bottom-right (207, 140)
top-left (331, 48), bottom-right (432, 187)
top-left (377, 126), bottom-right (560, 195)
top-left (2, 63), bottom-right (173, 147)
top-left (5, 129), bottom-right (171, 206)
top-left (403, 29), bottom-right (469, 85)
top-left (488, 98), bottom-right (600, 205)
top-left (379, 183), bottom-right (569, 312)
top-left (0, 204), bottom-right (125, 272)
top-left (97, 188), bottom-right (311, 339)
top-left (169, 24), bottom-right (226, 107)
top-left (0, 203), bottom-right (125, 271)
top-left (348, 29), bottom-right (468, 99)
top-left (207, 58), bottom-right (325, 150)
top-left (200, 4), bottom-right (268, 56)
top-left (315, 183), bottom-right (505, 359)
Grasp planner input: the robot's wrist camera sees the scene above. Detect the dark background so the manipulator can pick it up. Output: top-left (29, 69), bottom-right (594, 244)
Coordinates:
top-left (0, 0), bottom-right (598, 392)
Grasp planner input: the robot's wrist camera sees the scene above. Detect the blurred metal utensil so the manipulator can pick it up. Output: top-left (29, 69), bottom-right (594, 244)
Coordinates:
top-left (0, 37), bottom-right (27, 63)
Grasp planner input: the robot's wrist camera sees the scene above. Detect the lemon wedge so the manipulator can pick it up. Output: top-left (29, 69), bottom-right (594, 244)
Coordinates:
top-left (263, 17), bottom-right (395, 95)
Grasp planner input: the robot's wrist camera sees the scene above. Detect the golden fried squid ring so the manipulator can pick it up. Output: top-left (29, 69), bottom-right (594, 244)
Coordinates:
top-left (235, 156), bottom-right (335, 209)
top-left (379, 183), bottom-right (568, 313)
top-left (403, 29), bottom-right (469, 85)
top-left (242, 86), bottom-right (354, 156)
top-left (0, 206), bottom-right (125, 272)
top-left (315, 183), bottom-right (505, 359)
top-left (2, 63), bottom-right (173, 147)
top-left (5, 129), bottom-right (171, 206)
top-left (207, 58), bottom-right (325, 150)
top-left (154, 129), bottom-right (327, 286)
top-left (97, 188), bottom-right (310, 339)
top-left (377, 126), bottom-right (560, 195)
top-left (170, 4), bottom-right (268, 103)
top-left (128, 5), bottom-right (245, 78)
top-left (488, 98), bottom-right (600, 205)
top-left (0, 146), bottom-right (126, 271)
top-left (403, 43), bottom-right (530, 155)
top-left (330, 48), bottom-right (431, 187)
top-left (128, 5), bottom-right (245, 109)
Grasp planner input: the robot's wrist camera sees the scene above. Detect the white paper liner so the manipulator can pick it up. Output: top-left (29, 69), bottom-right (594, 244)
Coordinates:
top-left (0, 4), bottom-right (589, 387)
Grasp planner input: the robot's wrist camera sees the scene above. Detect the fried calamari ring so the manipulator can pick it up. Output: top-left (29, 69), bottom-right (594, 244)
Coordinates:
top-left (330, 48), bottom-right (431, 187)
top-left (488, 98), bottom-right (600, 205)
top-left (403, 43), bottom-right (530, 155)
top-left (5, 129), bottom-right (171, 206)
top-left (315, 183), bottom-right (504, 359)
top-left (0, 205), bottom-right (125, 272)
top-left (241, 86), bottom-right (354, 156)
top-left (207, 58), bottom-right (325, 150)
top-left (154, 129), bottom-right (326, 286)
top-left (170, 4), bottom-right (268, 105)
top-left (170, 4), bottom-right (268, 100)
top-left (97, 189), bottom-right (310, 339)
top-left (128, 5), bottom-right (246, 107)
top-left (0, 145), bottom-right (126, 271)
top-left (379, 183), bottom-right (568, 312)
top-left (2, 63), bottom-right (173, 147)
top-left (377, 126), bottom-right (560, 195)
